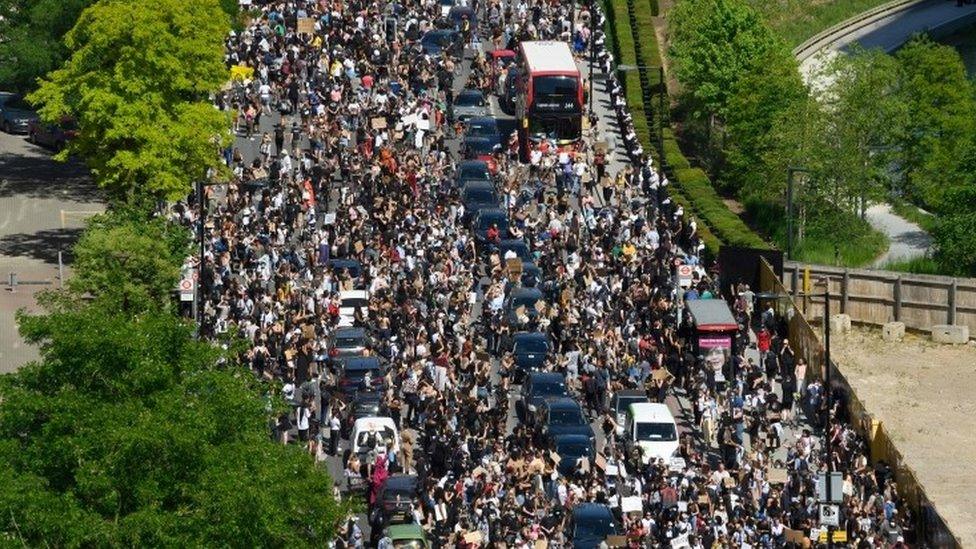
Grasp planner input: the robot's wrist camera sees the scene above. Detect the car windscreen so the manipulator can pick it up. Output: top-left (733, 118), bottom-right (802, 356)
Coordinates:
top-left (635, 422), bottom-right (677, 442)
top-left (465, 139), bottom-right (497, 155)
top-left (463, 187), bottom-right (496, 203)
top-left (459, 164), bottom-right (489, 180)
top-left (354, 401), bottom-right (382, 416)
top-left (549, 408), bottom-right (585, 425)
top-left (514, 338), bottom-right (548, 354)
top-left (342, 297), bottom-right (369, 309)
top-left (615, 396), bottom-right (647, 413)
top-left (575, 514), bottom-right (617, 538)
top-left (556, 441), bottom-right (592, 457)
top-left (392, 541), bottom-right (425, 549)
top-left (356, 427), bottom-right (396, 449)
top-left (532, 381), bottom-right (566, 397)
top-left (466, 119), bottom-right (498, 137)
top-left (512, 294), bottom-right (540, 309)
top-left (335, 335), bottom-right (364, 348)
top-left (455, 91), bottom-right (485, 106)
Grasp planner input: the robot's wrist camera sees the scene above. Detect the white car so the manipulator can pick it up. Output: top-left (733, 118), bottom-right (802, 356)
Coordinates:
top-left (338, 289), bottom-right (369, 327)
top-left (623, 402), bottom-right (680, 464)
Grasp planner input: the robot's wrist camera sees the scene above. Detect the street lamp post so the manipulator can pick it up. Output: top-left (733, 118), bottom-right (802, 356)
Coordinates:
top-left (197, 178), bottom-right (206, 337)
top-left (588, 0), bottom-right (595, 115)
top-left (814, 277), bottom-right (835, 548)
top-left (786, 166), bottom-right (809, 260)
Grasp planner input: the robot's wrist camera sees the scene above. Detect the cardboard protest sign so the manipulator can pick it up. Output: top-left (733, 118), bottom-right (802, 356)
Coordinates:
top-left (371, 116), bottom-right (388, 130)
top-left (297, 17), bottom-right (315, 34)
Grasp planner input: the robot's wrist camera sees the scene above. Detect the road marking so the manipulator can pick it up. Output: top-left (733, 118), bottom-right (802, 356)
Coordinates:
top-left (60, 210), bottom-right (102, 229)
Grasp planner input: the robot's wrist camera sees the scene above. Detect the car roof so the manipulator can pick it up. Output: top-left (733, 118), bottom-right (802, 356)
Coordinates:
top-left (627, 402), bottom-right (676, 422)
top-left (342, 356), bottom-right (382, 370)
top-left (573, 503), bottom-right (614, 518)
top-left (511, 287), bottom-right (543, 298)
top-left (499, 238), bottom-right (527, 247)
top-left (466, 116), bottom-right (498, 125)
top-left (334, 326), bottom-right (366, 338)
top-left (545, 397), bottom-right (582, 410)
top-left (458, 89), bottom-right (483, 97)
top-left (462, 180), bottom-right (495, 192)
top-left (388, 523), bottom-right (426, 540)
top-left (527, 371), bottom-right (564, 383)
top-left (459, 159), bottom-right (489, 169)
top-left (463, 135), bottom-right (494, 144)
top-left (615, 389), bottom-right (647, 399)
top-left (513, 331), bottom-right (547, 341)
top-left (553, 433), bottom-right (591, 445)
top-left (476, 207), bottom-right (506, 218)
top-left (383, 474), bottom-right (419, 490)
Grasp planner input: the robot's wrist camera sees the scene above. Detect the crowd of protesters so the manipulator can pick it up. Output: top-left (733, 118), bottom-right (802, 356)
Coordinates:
top-left (176, 0), bottom-right (920, 546)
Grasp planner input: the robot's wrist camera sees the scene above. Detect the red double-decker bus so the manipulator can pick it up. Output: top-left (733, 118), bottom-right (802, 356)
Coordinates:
top-left (514, 41), bottom-right (583, 160)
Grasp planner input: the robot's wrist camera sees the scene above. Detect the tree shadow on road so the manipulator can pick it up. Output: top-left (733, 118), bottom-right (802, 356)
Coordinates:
top-left (0, 148), bottom-right (102, 203)
top-left (0, 228), bottom-right (83, 265)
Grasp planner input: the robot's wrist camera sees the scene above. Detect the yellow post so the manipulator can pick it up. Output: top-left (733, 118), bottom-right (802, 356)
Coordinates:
top-left (803, 266), bottom-right (811, 315)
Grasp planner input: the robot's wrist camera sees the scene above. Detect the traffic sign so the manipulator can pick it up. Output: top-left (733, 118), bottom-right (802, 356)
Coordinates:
top-left (179, 278), bottom-right (195, 302)
top-left (677, 264), bottom-right (694, 288)
top-left (819, 503), bottom-right (840, 527)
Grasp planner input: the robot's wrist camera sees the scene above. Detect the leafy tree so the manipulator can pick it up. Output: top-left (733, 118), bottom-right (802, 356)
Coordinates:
top-left (723, 47), bottom-right (807, 194)
top-left (894, 36), bottom-right (976, 210)
top-left (28, 0), bottom-right (232, 201)
top-left (668, 0), bottom-right (786, 118)
top-left (814, 46), bottom-right (906, 219)
top-left (69, 209), bottom-right (188, 314)
top-left (932, 185), bottom-right (976, 277)
top-left (0, 0), bottom-right (95, 93)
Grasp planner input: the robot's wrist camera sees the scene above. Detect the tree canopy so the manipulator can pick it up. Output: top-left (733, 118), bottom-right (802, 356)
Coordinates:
top-left (27, 0), bottom-right (232, 200)
top-left (0, 208), bottom-right (350, 546)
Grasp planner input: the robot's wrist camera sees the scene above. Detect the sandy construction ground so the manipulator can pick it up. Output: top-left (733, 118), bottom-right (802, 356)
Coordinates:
top-left (831, 326), bottom-right (976, 547)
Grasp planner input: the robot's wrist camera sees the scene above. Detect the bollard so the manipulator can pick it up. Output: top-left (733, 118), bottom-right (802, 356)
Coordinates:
top-left (8, 272), bottom-right (16, 292)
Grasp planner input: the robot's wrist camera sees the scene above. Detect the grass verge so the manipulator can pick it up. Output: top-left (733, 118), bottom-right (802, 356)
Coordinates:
top-left (745, 0), bottom-right (895, 47)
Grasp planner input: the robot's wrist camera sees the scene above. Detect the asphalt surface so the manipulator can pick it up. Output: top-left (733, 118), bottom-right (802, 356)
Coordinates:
top-left (0, 129), bottom-right (104, 372)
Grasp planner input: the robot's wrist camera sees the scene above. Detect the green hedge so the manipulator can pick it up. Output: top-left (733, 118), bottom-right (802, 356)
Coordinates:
top-left (606, 0), bottom-right (769, 254)
top-left (675, 168), bottom-right (767, 248)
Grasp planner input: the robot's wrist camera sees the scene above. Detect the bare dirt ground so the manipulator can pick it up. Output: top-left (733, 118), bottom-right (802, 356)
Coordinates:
top-left (831, 326), bottom-right (976, 547)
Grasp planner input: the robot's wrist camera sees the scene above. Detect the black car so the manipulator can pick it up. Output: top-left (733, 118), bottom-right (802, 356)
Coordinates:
top-left (517, 371), bottom-right (569, 424)
top-left (420, 29), bottom-right (462, 56)
top-left (536, 398), bottom-right (595, 441)
top-left (461, 135), bottom-right (501, 160)
top-left (504, 287), bottom-right (545, 326)
top-left (327, 258), bottom-right (363, 284)
top-left (447, 5), bottom-right (477, 30)
top-left (343, 391), bottom-right (384, 437)
top-left (453, 89), bottom-right (490, 122)
top-left (329, 326), bottom-right (370, 358)
top-left (512, 331), bottom-right (549, 378)
top-left (370, 474), bottom-right (420, 526)
top-left (521, 261), bottom-right (542, 287)
top-left (0, 95), bottom-right (38, 134)
top-left (470, 207), bottom-right (509, 245)
top-left (455, 159), bottom-right (492, 187)
top-left (611, 389), bottom-right (650, 437)
top-left (552, 433), bottom-right (595, 477)
top-left (464, 116), bottom-right (501, 144)
top-left (461, 181), bottom-right (499, 223)
top-left (569, 503), bottom-right (621, 549)
top-left (337, 356), bottom-right (385, 396)
top-left (498, 239), bottom-right (533, 262)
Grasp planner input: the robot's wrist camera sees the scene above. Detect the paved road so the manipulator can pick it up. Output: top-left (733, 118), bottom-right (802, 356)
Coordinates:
top-left (866, 203), bottom-right (933, 266)
top-left (0, 130), bottom-right (104, 372)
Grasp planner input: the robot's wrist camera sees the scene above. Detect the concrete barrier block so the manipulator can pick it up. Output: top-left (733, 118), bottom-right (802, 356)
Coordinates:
top-left (882, 322), bottom-right (905, 342)
top-left (829, 314), bottom-right (852, 335)
top-left (931, 324), bottom-right (969, 344)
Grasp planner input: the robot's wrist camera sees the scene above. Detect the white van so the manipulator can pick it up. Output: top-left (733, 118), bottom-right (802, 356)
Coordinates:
top-left (623, 403), bottom-right (679, 465)
top-left (350, 416), bottom-right (400, 462)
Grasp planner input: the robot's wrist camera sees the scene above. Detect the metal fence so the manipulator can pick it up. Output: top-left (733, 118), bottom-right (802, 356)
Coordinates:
top-left (758, 258), bottom-right (962, 548)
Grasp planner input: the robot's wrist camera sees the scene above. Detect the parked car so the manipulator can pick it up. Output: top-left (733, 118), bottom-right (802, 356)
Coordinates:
top-left (328, 326), bottom-right (370, 358)
top-left (453, 89), bottom-right (489, 122)
top-left (419, 29), bottom-right (462, 57)
top-left (464, 116), bottom-right (501, 144)
top-left (516, 371), bottom-right (569, 424)
top-left (455, 159), bottom-right (492, 188)
top-left (552, 433), bottom-right (595, 477)
top-left (610, 389), bottom-right (650, 437)
top-left (504, 287), bottom-right (545, 326)
top-left (569, 503), bottom-right (621, 549)
top-left (342, 391), bottom-right (384, 437)
top-left (470, 207), bottom-right (508, 245)
top-left (338, 289), bottom-right (370, 327)
top-left (337, 356), bottom-right (385, 395)
top-left (27, 118), bottom-right (77, 150)
top-left (535, 397), bottom-right (595, 442)
top-left (461, 135), bottom-right (500, 174)
top-left (384, 523), bottom-right (430, 549)
top-left (327, 258), bottom-right (363, 285)
top-left (511, 331), bottom-right (550, 379)
top-left (0, 95), bottom-right (38, 134)
top-left (370, 474), bottom-right (420, 527)
top-left (461, 181), bottom-right (499, 223)
top-left (520, 261), bottom-right (542, 287)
